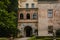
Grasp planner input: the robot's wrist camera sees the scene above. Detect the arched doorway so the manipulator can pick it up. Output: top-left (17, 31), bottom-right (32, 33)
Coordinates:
top-left (24, 26), bottom-right (32, 37)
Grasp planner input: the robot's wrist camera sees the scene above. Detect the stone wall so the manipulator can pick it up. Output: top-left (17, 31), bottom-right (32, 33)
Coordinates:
top-left (18, 23), bottom-right (38, 37)
top-left (38, 3), bottom-right (60, 36)
top-left (18, 0), bottom-right (60, 36)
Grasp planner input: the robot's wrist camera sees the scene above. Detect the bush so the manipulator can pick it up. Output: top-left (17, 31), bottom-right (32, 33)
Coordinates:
top-left (56, 29), bottom-right (60, 37)
top-left (28, 36), bottom-right (36, 40)
top-left (28, 36), bottom-right (54, 40)
top-left (0, 26), bottom-right (20, 38)
top-left (0, 38), bottom-right (8, 40)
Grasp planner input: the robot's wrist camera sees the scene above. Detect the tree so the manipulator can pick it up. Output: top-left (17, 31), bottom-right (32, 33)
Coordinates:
top-left (0, 0), bottom-right (19, 37)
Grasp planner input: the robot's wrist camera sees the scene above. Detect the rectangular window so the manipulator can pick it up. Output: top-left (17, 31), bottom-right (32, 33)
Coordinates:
top-left (26, 3), bottom-right (29, 8)
top-left (48, 26), bottom-right (53, 34)
top-left (32, 3), bottom-right (34, 8)
top-left (48, 9), bottom-right (53, 18)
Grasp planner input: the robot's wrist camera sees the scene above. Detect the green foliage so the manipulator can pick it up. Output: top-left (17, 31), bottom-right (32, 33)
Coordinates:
top-left (28, 36), bottom-right (37, 40)
top-left (28, 36), bottom-right (54, 40)
top-left (0, 0), bottom-right (19, 37)
top-left (56, 29), bottom-right (60, 37)
top-left (0, 38), bottom-right (8, 40)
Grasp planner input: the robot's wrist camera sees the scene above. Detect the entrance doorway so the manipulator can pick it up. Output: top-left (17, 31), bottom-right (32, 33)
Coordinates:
top-left (24, 26), bottom-right (32, 37)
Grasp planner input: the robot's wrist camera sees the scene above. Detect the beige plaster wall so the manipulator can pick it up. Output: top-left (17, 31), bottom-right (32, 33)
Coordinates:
top-left (18, 0), bottom-right (37, 8)
top-left (18, 0), bottom-right (60, 36)
top-left (38, 3), bottom-right (60, 36)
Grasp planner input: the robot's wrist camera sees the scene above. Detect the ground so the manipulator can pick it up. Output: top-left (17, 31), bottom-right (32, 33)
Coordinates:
top-left (0, 37), bottom-right (60, 40)
top-left (14, 37), bottom-right (30, 40)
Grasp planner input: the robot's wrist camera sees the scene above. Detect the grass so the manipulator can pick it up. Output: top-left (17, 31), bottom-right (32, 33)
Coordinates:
top-left (28, 36), bottom-right (60, 40)
top-left (0, 38), bottom-right (8, 40)
top-left (36, 38), bottom-right (60, 40)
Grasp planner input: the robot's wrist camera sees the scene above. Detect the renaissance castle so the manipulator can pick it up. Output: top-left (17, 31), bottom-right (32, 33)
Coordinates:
top-left (18, 0), bottom-right (60, 37)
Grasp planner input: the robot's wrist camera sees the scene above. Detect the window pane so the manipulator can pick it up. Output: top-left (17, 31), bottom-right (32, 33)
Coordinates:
top-left (33, 13), bottom-right (37, 19)
top-left (48, 26), bottom-right (53, 34)
top-left (26, 13), bottom-right (30, 19)
top-left (26, 3), bottom-right (29, 8)
top-left (32, 3), bottom-right (34, 8)
top-left (20, 13), bottom-right (24, 19)
top-left (48, 9), bottom-right (53, 18)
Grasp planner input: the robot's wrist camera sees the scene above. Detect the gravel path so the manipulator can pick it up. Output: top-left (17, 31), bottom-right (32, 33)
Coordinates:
top-left (14, 37), bottom-right (30, 40)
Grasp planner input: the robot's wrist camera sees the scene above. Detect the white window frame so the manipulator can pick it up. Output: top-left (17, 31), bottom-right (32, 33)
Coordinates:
top-left (48, 9), bottom-right (53, 18)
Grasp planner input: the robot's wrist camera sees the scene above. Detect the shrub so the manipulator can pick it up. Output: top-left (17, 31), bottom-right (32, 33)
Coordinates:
top-left (28, 36), bottom-right (36, 40)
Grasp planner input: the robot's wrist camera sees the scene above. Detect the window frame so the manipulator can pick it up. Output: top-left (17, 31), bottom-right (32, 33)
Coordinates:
top-left (48, 26), bottom-right (53, 34)
top-left (26, 13), bottom-right (30, 19)
top-left (26, 3), bottom-right (29, 8)
top-left (20, 13), bottom-right (24, 19)
top-left (33, 13), bottom-right (38, 19)
top-left (32, 3), bottom-right (34, 8)
top-left (48, 9), bottom-right (53, 18)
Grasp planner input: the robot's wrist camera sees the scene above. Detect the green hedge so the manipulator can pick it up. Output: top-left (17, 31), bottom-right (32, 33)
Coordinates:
top-left (28, 36), bottom-right (60, 40)
top-left (0, 38), bottom-right (8, 40)
top-left (36, 36), bottom-right (53, 39)
top-left (56, 38), bottom-right (60, 40)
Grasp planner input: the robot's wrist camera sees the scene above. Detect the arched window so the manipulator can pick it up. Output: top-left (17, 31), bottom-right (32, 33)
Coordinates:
top-left (33, 13), bottom-right (37, 19)
top-left (20, 13), bottom-right (24, 19)
top-left (26, 13), bottom-right (30, 19)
